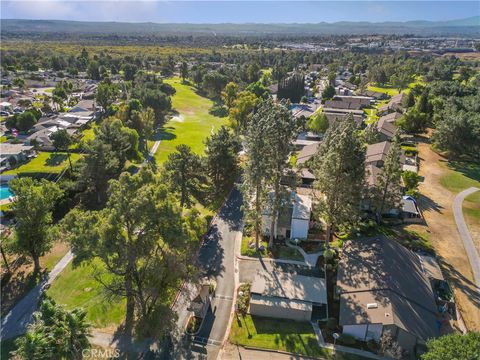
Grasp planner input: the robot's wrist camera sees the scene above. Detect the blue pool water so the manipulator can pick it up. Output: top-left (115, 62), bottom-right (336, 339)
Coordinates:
top-left (0, 184), bottom-right (12, 200)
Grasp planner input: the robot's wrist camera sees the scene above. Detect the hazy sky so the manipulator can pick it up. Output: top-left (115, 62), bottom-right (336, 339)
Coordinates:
top-left (1, 1), bottom-right (479, 23)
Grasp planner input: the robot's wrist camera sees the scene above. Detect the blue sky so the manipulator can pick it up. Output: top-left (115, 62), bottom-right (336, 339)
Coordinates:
top-left (1, 1), bottom-right (479, 23)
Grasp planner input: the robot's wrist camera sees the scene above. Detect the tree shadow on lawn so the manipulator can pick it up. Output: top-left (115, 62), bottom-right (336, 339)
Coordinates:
top-left (45, 153), bottom-right (67, 166)
top-left (447, 161), bottom-right (480, 183)
top-left (156, 126), bottom-right (177, 142)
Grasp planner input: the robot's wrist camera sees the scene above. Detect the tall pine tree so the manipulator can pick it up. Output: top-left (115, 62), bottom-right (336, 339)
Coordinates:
top-left (312, 115), bottom-right (365, 245)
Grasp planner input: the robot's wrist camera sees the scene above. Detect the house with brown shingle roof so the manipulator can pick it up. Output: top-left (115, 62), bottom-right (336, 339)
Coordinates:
top-left (337, 237), bottom-right (440, 357)
top-left (376, 116), bottom-right (398, 141)
top-left (379, 112), bottom-right (402, 124)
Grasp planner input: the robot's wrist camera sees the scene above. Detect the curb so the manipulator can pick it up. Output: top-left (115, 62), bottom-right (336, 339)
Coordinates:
top-left (241, 345), bottom-right (318, 359)
top-left (171, 185), bottom-right (236, 309)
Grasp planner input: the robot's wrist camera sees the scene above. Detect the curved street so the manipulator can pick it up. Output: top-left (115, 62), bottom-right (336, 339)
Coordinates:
top-left (452, 187), bottom-right (480, 294)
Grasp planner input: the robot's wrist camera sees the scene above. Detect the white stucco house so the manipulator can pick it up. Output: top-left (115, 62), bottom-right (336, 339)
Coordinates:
top-left (262, 191), bottom-right (312, 240)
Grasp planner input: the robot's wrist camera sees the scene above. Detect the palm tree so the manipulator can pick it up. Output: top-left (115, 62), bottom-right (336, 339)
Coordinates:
top-left (12, 298), bottom-right (91, 360)
top-left (13, 322), bottom-right (52, 360)
top-left (64, 309), bottom-right (91, 359)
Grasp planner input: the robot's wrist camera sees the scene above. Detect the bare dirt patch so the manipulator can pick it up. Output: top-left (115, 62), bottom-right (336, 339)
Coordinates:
top-left (442, 52), bottom-right (480, 61)
top-left (1, 242), bottom-right (69, 316)
top-left (415, 139), bottom-right (480, 331)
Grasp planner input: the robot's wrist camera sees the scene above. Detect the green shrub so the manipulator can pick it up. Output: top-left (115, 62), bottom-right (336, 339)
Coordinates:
top-left (237, 283), bottom-right (251, 315)
top-left (323, 248), bottom-right (336, 261)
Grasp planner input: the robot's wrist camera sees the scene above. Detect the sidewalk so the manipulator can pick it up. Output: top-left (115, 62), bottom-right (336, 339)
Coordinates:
top-left (1, 251), bottom-right (74, 339)
top-left (452, 187), bottom-right (480, 293)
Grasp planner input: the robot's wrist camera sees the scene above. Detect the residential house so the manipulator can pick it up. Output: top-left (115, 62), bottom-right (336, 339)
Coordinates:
top-left (378, 93), bottom-right (406, 115)
top-left (324, 112), bottom-right (364, 128)
top-left (249, 268), bottom-right (327, 322)
top-left (295, 142), bottom-right (319, 187)
top-left (262, 191), bottom-right (312, 240)
top-left (360, 90), bottom-right (388, 100)
top-left (324, 95), bottom-right (372, 111)
top-left (375, 116), bottom-right (398, 141)
top-left (365, 141), bottom-right (405, 168)
top-left (337, 237), bottom-right (439, 357)
top-left (26, 127), bottom-right (59, 149)
top-left (0, 143), bottom-right (35, 171)
top-left (378, 112), bottom-right (402, 124)
top-left (296, 142), bottom-right (319, 166)
top-left (293, 132), bottom-right (321, 150)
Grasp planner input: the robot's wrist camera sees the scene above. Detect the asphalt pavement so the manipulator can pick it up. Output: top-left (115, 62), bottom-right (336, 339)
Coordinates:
top-left (173, 187), bottom-right (244, 359)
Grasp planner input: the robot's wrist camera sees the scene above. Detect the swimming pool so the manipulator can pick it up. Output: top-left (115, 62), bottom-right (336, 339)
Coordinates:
top-left (0, 184), bottom-right (12, 200)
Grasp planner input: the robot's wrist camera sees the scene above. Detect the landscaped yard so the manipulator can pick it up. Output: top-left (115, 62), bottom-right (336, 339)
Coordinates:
top-left (153, 77), bottom-right (228, 164)
top-left (230, 315), bottom-right (368, 360)
top-left (241, 236), bottom-right (304, 261)
top-left (47, 258), bottom-right (126, 329)
top-left (3, 151), bottom-right (83, 176)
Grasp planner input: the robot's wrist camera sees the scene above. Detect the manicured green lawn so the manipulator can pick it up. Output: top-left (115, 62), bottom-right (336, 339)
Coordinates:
top-left (47, 258), bottom-right (126, 328)
top-left (440, 161), bottom-right (480, 194)
top-left (364, 100), bottom-right (389, 125)
top-left (464, 190), bottom-right (480, 221)
top-left (367, 76), bottom-right (425, 97)
top-left (230, 315), bottom-right (367, 360)
top-left (240, 236), bottom-right (304, 261)
top-left (367, 85), bottom-right (399, 96)
top-left (154, 77), bottom-right (228, 164)
top-left (3, 152), bottom-right (82, 175)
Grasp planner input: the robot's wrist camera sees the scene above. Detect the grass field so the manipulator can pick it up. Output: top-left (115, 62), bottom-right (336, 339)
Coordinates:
top-left (47, 258), bottom-right (126, 329)
top-left (440, 161), bottom-right (480, 194)
top-left (440, 161), bottom-right (480, 221)
top-left (153, 77), bottom-right (228, 164)
top-left (3, 152), bottom-right (82, 175)
top-left (230, 315), bottom-right (367, 360)
top-left (367, 76), bottom-right (425, 97)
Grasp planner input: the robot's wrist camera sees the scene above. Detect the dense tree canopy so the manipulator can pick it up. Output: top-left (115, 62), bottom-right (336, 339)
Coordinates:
top-left (312, 115), bottom-right (365, 244)
top-left (63, 169), bottom-right (205, 337)
top-left (9, 177), bottom-right (63, 272)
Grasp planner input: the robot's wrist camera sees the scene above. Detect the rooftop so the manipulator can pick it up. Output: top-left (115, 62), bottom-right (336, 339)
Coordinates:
top-left (337, 237), bottom-right (439, 341)
top-left (252, 268), bottom-right (327, 304)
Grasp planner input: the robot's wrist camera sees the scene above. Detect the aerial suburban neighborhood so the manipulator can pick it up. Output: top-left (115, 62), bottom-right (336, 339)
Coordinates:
top-left (0, 2), bottom-right (479, 360)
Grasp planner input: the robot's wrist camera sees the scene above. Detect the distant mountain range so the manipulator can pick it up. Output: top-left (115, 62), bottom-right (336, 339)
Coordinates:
top-left (1, 17), bottom-right (479, 37)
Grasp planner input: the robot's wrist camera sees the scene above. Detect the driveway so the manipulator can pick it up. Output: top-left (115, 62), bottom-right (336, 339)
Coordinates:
top-left (173, 187), bottom-right (244, 359)
top-left (453, 187), bottom-right (480, 294)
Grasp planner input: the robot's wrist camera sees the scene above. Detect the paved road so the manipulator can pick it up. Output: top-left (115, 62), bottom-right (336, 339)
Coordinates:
top-left (1, 251), bottom-right (74, 340)
top-left (453, 187), bottom-right (480, 293)
top-left (173, 187), bottom-right (244, 359)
